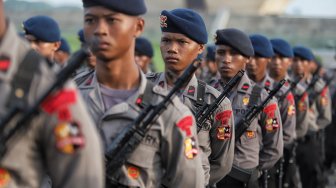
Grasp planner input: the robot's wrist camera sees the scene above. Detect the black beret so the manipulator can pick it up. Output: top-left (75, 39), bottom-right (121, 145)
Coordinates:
top-left (249, 34), bottom-right (274, 58)
top-left (135, 37), bottom-right (154, 58)
top-left (160, 8), bottom-right (208, 44)
top-left (293, 46), bottom-right (314, 61)
top-left (77, 29), bottom-right (85, 43)
top-left (82, 0), bottom-right (146, 16)
top-left (215, 28), bottom-right (254, 57)
top-left (58, 38), bottom-right (71, 54)
top-left (270, 38), bottom-right (293, 58)
top-left (206, 45), bottom-right (216, 61)
top-left (23, 15), bottom-right (60, 42)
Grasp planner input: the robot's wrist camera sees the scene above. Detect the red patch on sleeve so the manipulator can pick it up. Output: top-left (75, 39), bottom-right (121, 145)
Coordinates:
top-left (0, 59), bottom-right (10, 72)
top-left (301, 92), bottom-right (308, 102)
top-left (263, 103), bottom-right (277, 117)
top-left (215, 110), bottom-right (232, 125)
top-left (41, 90), bottom-right (77, 114)
top-left (320, 87), bottom-right (328, 97)
top-left (286, 92), bottom-right (295, 105)
top-left (177, 116), bottom-right (193, 137)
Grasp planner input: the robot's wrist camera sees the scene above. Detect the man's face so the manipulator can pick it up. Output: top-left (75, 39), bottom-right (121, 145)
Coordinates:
top-left (84, 6), bottom-right (143, 61)
top-left (309, 61), bottom-right (318, 73)
top-left (160, 32), bottom-right (203, 73)
top-left (246, 56), bottom-right (269, 80)
top-left (25, 34), bottom-right (60, 60)
top-left (269, 54), bottom-right (292, 78)
top-left (54, 51), bottom-right (69, 65)
top-left (292, 57), bottom-right (309, 77)
top-left (135, 53), bottom-right (151, 73)
top-left (216, 45), bottom-right (249, 81)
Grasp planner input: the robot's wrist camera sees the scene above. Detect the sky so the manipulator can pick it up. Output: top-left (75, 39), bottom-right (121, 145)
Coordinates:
top-left (7, 0), bottom-right (336, 18)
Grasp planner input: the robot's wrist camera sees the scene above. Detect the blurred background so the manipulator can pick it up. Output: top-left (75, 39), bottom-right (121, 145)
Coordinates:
top-left (4, 0), bottom-right (336, 71)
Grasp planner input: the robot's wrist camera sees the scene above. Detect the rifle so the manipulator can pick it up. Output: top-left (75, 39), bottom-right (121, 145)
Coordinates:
top-left (0, 49), bottom-right (88, 158)
top-left (295, 65), bottom-right (321, 104)
top-left (278, 76), bottom-right (303, 103)
top-left (308, 73), bottom-right (335, 106)
top-left (105, 55), bottom-right (202, 181)
top-left (195, 70), bottom-right (244, 133)
top-left (235, 79), bottom-right (286, 141)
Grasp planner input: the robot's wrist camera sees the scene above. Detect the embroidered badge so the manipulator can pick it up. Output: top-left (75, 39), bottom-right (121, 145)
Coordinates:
top-left (184, 137), bottom-right (198, 159)
top-left (127, 166), bottom-right (140, 179)
top-left (0, 55), bottom-right (10, 72)
top-left (263, 103), bottom-right (277, 117)
top-left (320, 97), bottom-right (328, 106)
top-left (187, 86), bottom-right (196, 96)
top-left (243, 96), bottom-right (249, 106)
top-left (215, 110), bottom-right (232, 125)
top-left (217, 125), bottom-right (231, 140)
top-left (272, 118), bottom-right (279, 129)
top-left (265, 80), bottom-right (271, 88)
top-left (246, 130), bottom-right (255, 139)
top-left (241, 83), bottom-right (249, 91)
top-left (177, 116), bottom-right (193, 137)
top-left (54, 122), bottom-right (85, 154)
top-left (298, 92), bottom-right (307, 111)
top-left (0, 168), bottom-right (10, 188)
top-left (160, 15), bottom-right (168, 28)
top-left (287, 93), bottom-right (296, 116)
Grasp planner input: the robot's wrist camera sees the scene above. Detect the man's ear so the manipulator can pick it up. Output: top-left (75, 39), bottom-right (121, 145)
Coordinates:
top-left (245, 56), bottom-right (251, 64)
top-left (134, 17), bottom-right (145, 38)
top-left (54, 41), bottom-right (61, 52)
top-left (198, 44), bottom-right (205, 54)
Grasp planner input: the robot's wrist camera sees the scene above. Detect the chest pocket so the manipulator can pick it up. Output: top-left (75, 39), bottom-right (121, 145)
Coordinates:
top-left (236, 85), bottom-right (262, 144)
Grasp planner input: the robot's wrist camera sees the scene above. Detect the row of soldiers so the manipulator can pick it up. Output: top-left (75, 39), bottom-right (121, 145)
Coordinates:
top-left (0, 0), bottom-right (335, 187)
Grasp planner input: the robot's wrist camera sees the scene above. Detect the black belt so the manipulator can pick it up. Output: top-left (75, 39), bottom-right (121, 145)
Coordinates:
top-left (228, 165), bottom-right (259, 183)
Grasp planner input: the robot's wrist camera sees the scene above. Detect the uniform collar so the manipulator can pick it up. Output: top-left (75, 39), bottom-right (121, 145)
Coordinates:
top-left (236, 73), bottom-right (254, 95)
top-left (157, 72), bottom-right (199, 101)
top-left (86, 69), bottom-right (149, 114)
top-left (258, 73), bottom-right (274, 91)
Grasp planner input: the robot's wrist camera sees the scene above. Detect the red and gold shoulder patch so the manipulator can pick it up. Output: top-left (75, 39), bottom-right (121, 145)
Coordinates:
top-left (54, 122), bottom-right (85, 154)
top-left (177, 116), bottom-right (193, 137)
top-left (184, 137), bottom-right (198, 159)
top-left (263, 103), bottom-right (277, 117)
top-left (298, 92), bottom-right (308, 111)
top-left (286, 93), bottom-right (296, 116)
top-left (215, 110), bottom-right (232, 140)
top-left (127, 166), bottom-right (140, 179)
top-left (320, 87), bottom-right (329, 106)
top-left (0, 168), bottom-right (10, 188)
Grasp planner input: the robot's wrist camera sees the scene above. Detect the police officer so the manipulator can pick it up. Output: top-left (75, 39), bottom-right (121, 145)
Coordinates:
top-left (77, 1), bottom-right (204, 187)
top-left (135, 37), bottom-right (154, 73)
top-left (147, 8), bottom-right (234, 187)
top-left (200, 45), bottom-right (220, 84)
top-left (211, 28), bottom-right (283, 188)
top-left (22, 15), bottom-right (61, 64)
top-left (54, 37), bottom-right (71, 67)
top-left (246, 34), bottom-right (296, 188)
top-left (269, 38), bottom-right (309, 188)
top-left (0, 0), bottom-right (104, 187)
top-left (292, 46), bottom-right (332, 188)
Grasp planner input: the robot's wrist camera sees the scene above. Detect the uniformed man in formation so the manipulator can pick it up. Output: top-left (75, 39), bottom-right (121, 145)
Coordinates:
top-left (146, 8), bottom-right (234, 187)
top-left (76, 1), bottom-right (204, 187)
top-left (292, 46), bottom-right (332, 188)
top-left (1, 0), bottom-right (335, 187)
top-left (0, 0), bottom-right (104, 187)
top-left (135, 37), bottom-right (155, 74)
top-left (210, 28), bottom-right (283, 188)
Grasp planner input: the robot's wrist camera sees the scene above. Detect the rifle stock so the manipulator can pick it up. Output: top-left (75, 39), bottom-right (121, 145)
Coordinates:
top-left (196, 70), bottom-right (244, 133)
top-left (235, 79), bottom-right (286, 142)
top-left (105, 55), bottom-right (202, 180)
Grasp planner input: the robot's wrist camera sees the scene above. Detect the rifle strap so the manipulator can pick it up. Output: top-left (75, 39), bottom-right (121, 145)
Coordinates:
top-left (248, 84), bottom-right (262, 108)
top-left (196, 80), bottom-right (206, 107)
top-left (6, 50), bottom-right (40, 109)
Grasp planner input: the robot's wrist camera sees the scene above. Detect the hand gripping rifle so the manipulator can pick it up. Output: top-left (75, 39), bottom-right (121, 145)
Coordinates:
top-left (0, 49), bottom-right (88, 158)
top-left (195, 70), bottom-right (244, 133)
top-left (105, 56), bottom-right (202, 181)
top-left (235, 79), bottom-right (286, 142)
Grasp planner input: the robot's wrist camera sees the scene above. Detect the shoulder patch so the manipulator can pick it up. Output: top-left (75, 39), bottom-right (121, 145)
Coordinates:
top-left (0, 55), bottom-right (11, 72)
top-left (241, 83), bottom-right (250, 91)
top-left (176, 115), bottom-right (193, 137)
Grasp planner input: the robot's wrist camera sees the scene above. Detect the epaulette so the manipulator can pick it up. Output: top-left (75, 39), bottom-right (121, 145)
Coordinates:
top-left (146, 72), bottom-right (160, 82)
